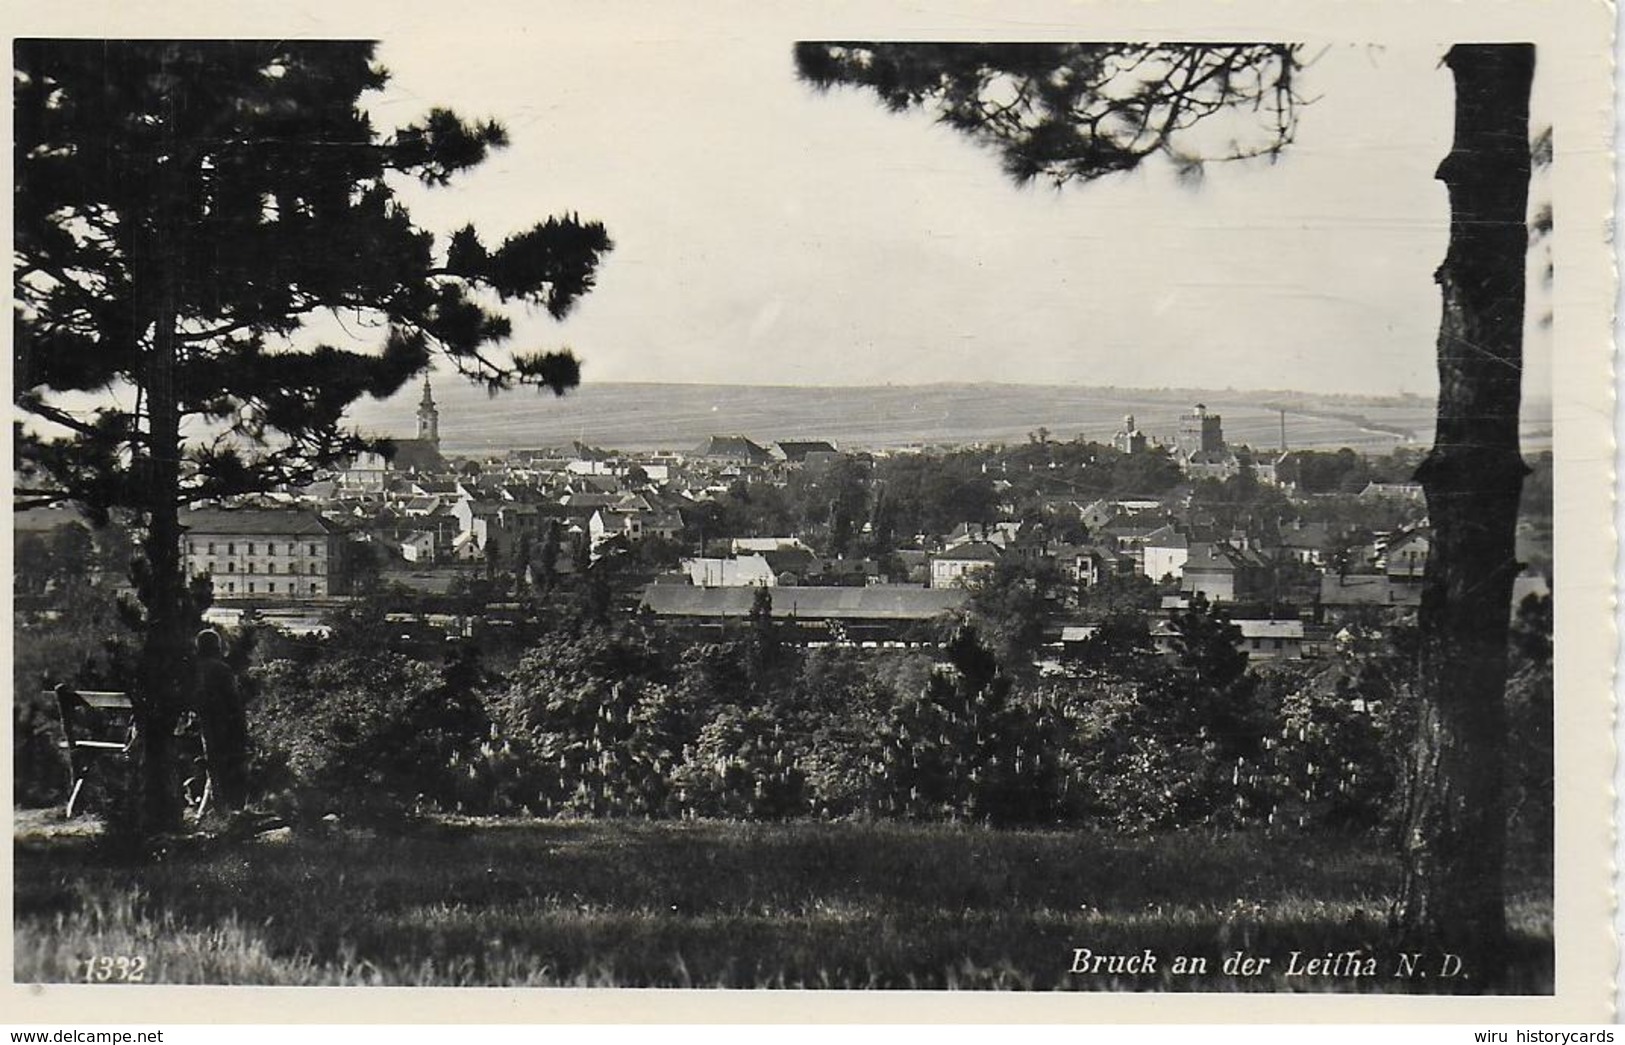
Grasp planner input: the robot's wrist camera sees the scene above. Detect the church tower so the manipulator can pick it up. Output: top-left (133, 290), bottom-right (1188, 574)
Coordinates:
top-left (1113, 414), bottom-right (1147, 454)
top-left (416, 378), bottom-right (440, 447)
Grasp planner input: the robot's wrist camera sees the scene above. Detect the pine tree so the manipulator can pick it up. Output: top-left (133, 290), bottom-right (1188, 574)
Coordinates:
top-left (15, 40), bottom-right (613, 831)
top-left (745, 584), bottom-right (781, 690)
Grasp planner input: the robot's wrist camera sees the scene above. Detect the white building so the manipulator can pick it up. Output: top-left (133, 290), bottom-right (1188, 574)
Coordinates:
top-left (683, 554), bottom-right (777, 587)
top-left (1234, 619), bottom-right (1306, 660)
top-left (401, 531), bottom-right (437, 564)
top-left (1141, 525), bottom-right (1190, 582)
top-left (182, 508), bottom-right (343, 600)
top-left (928, 542), bottom-right (1003, 589)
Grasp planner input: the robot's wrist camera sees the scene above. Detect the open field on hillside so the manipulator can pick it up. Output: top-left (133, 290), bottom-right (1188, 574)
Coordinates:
top-left (14, 813), bottom-right (1552, 991)
top-left (348, 381), bottom-right (1500, 455)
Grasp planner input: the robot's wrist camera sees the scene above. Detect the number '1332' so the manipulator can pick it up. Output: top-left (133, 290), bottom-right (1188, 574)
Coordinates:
top-left (78, 955), bottom-right (147, 982)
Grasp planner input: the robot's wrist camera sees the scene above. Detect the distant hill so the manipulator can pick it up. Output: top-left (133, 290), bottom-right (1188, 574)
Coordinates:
top-left (346, 381), bottom-right (1553, 457)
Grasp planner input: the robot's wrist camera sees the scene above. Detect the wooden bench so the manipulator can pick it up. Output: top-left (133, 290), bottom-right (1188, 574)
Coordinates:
top-left (51, 685), bottom-right (136, 818)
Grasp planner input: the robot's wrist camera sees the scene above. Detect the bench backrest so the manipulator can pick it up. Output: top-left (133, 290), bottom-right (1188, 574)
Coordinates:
top-left (51, 686), bottom-right (136, 752)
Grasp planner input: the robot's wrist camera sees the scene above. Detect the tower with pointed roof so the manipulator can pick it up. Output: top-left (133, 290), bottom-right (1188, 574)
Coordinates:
top-left (416, 378), bottom-right (440, 448)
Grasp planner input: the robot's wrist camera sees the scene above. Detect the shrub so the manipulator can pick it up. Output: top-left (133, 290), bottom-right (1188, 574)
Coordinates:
top-left (670, 705), bottom-right (809, 819)
top-left (250, 651), bottom-right (485, 820)
top-left (480, 625), bottom-right (696, 816)
top-left (1266, 665), bottom-right (1399, 831)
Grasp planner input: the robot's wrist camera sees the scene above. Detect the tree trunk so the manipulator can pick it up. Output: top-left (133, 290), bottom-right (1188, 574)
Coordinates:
top-left (132, 59), bottom-right (192, 836)
top-left (135, 295), bottom-right (188, 836)
top-left (1399, 43), bottom-right (1534, 987)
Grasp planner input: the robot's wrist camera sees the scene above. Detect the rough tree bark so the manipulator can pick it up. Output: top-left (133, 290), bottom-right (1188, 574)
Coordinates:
top-left (133, 76), bottom-right (192, 835)
top-left (134, 295), bottom-right (189, 835)
top-left (1400, 43), bottom-right (1534, 986)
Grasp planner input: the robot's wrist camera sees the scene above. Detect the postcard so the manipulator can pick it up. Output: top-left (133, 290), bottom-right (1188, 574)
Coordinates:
top-left (6, 0), bottom-right (1615, 1026)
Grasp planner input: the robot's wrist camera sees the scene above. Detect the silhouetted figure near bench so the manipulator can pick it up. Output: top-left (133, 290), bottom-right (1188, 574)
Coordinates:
top-left (193, 629), bottom-right (249, 813)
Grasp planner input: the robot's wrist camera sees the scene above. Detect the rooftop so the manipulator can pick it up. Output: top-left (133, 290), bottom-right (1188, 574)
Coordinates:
top-left (182, 508), bottom-right (335, 537)
top-left (642, 584), bottom-right (968, 621)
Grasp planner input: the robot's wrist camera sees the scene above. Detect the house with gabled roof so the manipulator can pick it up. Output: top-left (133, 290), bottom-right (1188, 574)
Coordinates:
top-left (1278, 520), bottom-right (1337, 566)
top-left (560, 491), bottom-right (620, 518)
top-left (1141, 525), bottom-right (1190, 582)
top-left (693, 435), bottom-right (774, 465)
top-left (572, 474), bottom-right (623, 495)
top-left (1145, 615), bottom-right (1305, 660)
top-left (1181, 541), bottom-right (1267, 603)
top-left (684, 553), bottom-right (778, 588)
top-left (397, 494), bottom-right (445, 518)
top-left (588, 501), bottom-right (678, 547)
top-left (405, 478), bottom-right (460, 498)
top-left (400, 530), bottom-right (437, 563)
top-left (1048, 543), bottom-right (1126, 595)
top-left (335, 451), bottom-right (390, 494)
top-left (1254, 451), bottom-right (1293, 488)
top-left (943, 520), bottom-right (1023, 551)
top-left (807, 556), bottom-right (881, 587)
top-left (452, 497), bottom-right (552, 560)
top-left (1233, 618), bottom-right (1305, 660)
top-left (613, 492), bottom-right (655, 513)
top-left (1319, 573), bottom-right (1423, 622)
top-left (929, 541), bottom-right (1003, 589)
top-left (1078, 499), bottom-right (1118, 531)
top-left (772, 440), bottom-right (839, 464)
top-left (1099, 516), bottom-right (1169, 570)
top-left (1381, 526), bottom-right (1430, 582)
top-left (1180, 448), bottom-right (1242, 481)
top-left (589, 509), bottom-right (643, 553)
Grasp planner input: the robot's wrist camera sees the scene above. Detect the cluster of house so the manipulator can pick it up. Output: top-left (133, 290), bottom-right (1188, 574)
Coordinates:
top-left (891, 508), bottom-right (1438, 662)
top-left (169, 382), bottom-right (850, 596)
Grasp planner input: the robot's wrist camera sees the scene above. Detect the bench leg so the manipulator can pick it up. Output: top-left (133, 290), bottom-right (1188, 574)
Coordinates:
top-left (65, 776), bottom-right (85, 819)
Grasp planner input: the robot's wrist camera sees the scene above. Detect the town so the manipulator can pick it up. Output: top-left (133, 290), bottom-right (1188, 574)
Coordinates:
top-left (19, 382), bottom-right (1547, 672)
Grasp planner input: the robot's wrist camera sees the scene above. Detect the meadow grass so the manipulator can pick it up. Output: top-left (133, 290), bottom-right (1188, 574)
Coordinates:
top-left (13, 812), bottom-right (1552, 990)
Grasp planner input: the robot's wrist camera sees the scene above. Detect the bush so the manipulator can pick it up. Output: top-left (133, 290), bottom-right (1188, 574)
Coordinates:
top-left (224, 599), bottom-right (1531, 841)
top-left (1266, 665), bottom-right (1399, 831)
top-left (250, 651), bottom-right (485, 821)
top-left (479, 626), bottom-right (697, 816)
top-left (670, 705), bottom-right (810, 818)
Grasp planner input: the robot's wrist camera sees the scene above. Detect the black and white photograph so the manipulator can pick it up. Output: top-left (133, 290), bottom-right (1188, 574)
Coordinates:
top-left (7, 0), bottom-right (1615, 1026)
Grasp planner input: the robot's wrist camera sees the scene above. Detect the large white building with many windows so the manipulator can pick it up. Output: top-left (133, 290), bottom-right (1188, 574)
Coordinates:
top-left (182, 509), bottom-right (345, 600)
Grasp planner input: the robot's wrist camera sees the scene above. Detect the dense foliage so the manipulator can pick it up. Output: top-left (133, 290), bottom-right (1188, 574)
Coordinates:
top-left (250, 649), bottom-right (486, 822)
top-left (16, 576), bottom-right (1552, 843)
top-left (59, 587), bottom-right (1522, 839)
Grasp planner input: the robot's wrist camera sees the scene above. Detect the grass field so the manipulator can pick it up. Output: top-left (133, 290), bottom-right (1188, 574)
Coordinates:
top-left (12, 811), bottom-right (1552, 990)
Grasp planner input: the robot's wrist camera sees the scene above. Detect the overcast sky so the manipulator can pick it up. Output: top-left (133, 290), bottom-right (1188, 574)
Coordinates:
top-left (356, 26), bottom-right (1551, 403)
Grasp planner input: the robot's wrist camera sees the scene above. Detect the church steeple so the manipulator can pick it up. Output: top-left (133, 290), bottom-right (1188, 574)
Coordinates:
top-left (416, 377), bottom-right (440, 447)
